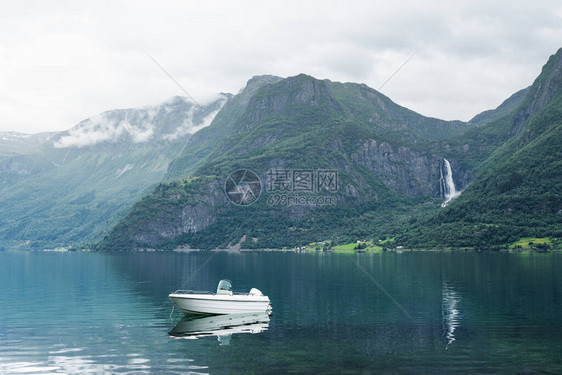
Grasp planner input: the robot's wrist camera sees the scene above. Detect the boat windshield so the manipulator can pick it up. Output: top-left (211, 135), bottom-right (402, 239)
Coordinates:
top-left (217, 279), bottom-right (233, 295)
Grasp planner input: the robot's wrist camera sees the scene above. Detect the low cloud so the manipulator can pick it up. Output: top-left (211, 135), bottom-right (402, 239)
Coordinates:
top-left (54, 95), bottom-right (226, 148)
top-left (162, 96), bottom-right (227, 141)
top-left (53, 112), bottom-right (155, 148)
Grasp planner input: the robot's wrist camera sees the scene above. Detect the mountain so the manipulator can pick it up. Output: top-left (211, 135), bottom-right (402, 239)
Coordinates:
top-left (0, 132), bottom-right (57, 158)
top-left (98, 74), bottom-right (474, 250)
top-left (469, 87), bottom-right (530, 126)
top-left (397, 48), bottom-right (562, 249)
top-left (166, 75), bottom-right (283, 180)
top-left (0, 95), bottom-right (229, 249)
top-left (9, 48), bottom-right (560, 251)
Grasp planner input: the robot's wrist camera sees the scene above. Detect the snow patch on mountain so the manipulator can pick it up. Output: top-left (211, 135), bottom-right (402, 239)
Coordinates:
top-left (116, 163), bottom-right (135, 176)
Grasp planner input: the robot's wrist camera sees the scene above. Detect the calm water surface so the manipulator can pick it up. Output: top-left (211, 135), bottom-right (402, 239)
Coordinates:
top-left (1, 251), bottom-right (561, 374)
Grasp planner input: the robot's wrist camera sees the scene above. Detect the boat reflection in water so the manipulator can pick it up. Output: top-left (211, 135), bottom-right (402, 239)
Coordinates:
top-left (169, 312), bottom-right (270, 346)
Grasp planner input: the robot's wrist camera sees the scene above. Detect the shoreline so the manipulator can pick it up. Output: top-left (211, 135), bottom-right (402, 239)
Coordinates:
top-left (4, 247), bottom-right (559, 254)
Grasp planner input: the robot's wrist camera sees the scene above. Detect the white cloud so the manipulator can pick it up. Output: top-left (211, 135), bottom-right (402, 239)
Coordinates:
top-left (53, 113), bottom-right (155, 148)
top-left (162, 95), bottom-right (227, 141)
top-left (53, 95), bottom-right (225, 148)
top-left (188, 107), bottom-right (222, 135)
top-left (1, 0), bottom-right (561, 133)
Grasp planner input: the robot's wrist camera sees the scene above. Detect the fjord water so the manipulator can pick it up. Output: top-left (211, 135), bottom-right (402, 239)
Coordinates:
top-left (1, 251), bottom-right (561, 374)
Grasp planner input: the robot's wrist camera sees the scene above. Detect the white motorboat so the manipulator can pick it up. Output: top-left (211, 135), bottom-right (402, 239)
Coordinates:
top-left (169, 279), bottom-right (272, 315)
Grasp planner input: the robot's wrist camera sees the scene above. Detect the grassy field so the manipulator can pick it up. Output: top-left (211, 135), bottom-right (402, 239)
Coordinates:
top-left (509, 237), bottom-right (553, 249)
top-left (332, 249), bottom-right (383, 254)
top-left (378, 238), bottom-right (395, 245)
top-left (332, 242), bottom-right (383, 251)
top-left (332, 243), bottom-right (359, 250)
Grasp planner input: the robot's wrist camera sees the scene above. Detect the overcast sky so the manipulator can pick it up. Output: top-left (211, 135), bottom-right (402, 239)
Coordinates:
top-left (1, 0), bottom-right (561, 134)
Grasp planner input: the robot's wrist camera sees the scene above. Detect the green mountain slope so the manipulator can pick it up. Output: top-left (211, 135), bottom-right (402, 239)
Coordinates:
top-left (397, 48), bottom-right (562, 249)
top-left (469, 87), bottom-right (529, 126)
top-left (166, 75), bottom-right (283, 180)
top-left (0, 95), bottom-right (228, 249)
top-left (99, 74), bottom-right (473, 250)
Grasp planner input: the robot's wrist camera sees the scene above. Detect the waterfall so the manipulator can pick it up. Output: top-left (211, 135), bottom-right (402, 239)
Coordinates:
top-left (441, 159), bottom-right (461, 207)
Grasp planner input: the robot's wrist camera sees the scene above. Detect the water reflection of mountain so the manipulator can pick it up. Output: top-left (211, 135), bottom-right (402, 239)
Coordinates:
top-left (170, 312), bottom-right (270, 345)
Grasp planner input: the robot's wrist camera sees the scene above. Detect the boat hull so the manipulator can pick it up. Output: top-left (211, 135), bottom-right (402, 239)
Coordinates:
top-left (169, 293), bottom-right (271, 315)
